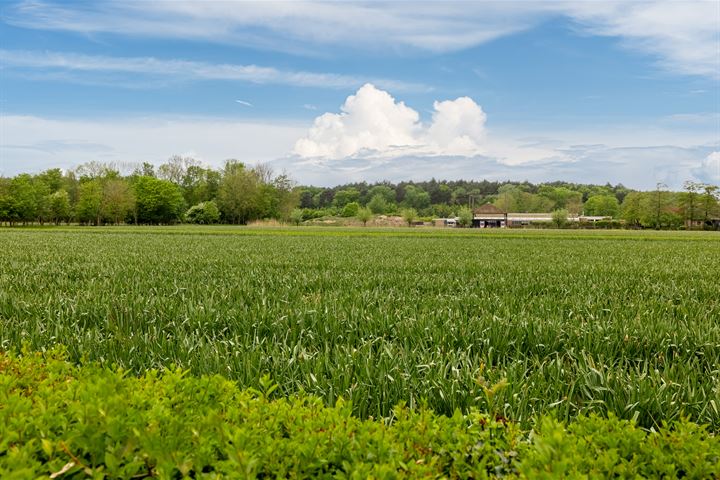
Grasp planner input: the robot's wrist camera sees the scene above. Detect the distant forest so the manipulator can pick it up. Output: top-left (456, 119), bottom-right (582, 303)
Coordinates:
top-left (1, 156), bottom-right (718, 229)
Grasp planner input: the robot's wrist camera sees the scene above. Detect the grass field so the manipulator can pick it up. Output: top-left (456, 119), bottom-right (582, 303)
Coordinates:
top-left (1, 226), bottom-right (719, 429)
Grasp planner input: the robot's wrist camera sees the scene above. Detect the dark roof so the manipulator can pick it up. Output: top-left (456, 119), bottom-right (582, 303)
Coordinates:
top-left (474, 203), bottom-right (505, 215)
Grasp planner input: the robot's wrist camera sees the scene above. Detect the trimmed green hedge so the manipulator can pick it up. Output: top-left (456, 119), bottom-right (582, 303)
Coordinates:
top-left (2, 350), bottom-right (718, 479)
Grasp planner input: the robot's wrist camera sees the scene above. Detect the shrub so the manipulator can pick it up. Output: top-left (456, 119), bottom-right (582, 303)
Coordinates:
top-left (551, 208), bottom-right (569, 228)
top-left (289, 208), bottom-right (304, 226)
top-left (185, 201), bottom-right (220, 224)
top-left (356, 207), bottom-right (373, 226)
top-left (400, 208), bottom-right (417, 226)
top-left (341, 202), bottom-right (360, 217)
top-left (457, 206), bottom-right (473, 227)
top-left (2, 351), bottom-right (718, 479)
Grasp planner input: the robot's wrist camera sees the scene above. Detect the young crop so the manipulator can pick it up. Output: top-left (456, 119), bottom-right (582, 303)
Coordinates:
top-left (0, 227), bottom-right (719, 430)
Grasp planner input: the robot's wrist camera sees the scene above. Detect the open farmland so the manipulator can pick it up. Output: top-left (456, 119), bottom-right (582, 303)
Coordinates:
top-left (1, 227), bottom-right (719, 430)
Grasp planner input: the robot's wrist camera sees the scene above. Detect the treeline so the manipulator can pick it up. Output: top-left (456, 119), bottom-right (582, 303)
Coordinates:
top-left (298, 179), bottom-right (720, 229)
top-left (1, 156), bottom-right (718, 228)
top-left (0, 157), bottom-right (297, 225)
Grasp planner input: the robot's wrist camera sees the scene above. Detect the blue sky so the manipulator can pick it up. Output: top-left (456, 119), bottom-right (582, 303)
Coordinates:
top-left (1, 0), bottom-right (718, 188)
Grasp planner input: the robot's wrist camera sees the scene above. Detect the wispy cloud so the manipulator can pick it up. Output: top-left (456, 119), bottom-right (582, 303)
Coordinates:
top-left (0, 49), bottom-right (432, 92)
top-left (0, 114), bottom-right (306, 176)
top-left (5, 1), bottom-right (719, 78)
top-left (235, 100), bottom-right (253, 107)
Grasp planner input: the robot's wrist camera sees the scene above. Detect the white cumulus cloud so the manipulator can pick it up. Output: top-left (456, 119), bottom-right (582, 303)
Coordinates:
top-left (696, 151), bottom-right (720, 183)
top-left (293, 84), bottom-right (486, 159)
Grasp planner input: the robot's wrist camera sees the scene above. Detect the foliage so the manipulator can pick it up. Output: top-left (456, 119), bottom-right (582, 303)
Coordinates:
top-left (402, 185), bottom-right (431, 210)
top-left (132, 176), bottom-right (185, 224)
top-left (102, 179), bottom-right (135, 225)
top-left (333, 188), bottom-right (360, 208)
top-left (48, 190), bottom-right (71, 225)
top-left (341, 201), bottom-right (360, 217)
top-left (0, 163), bottom-right (717, 228)
top-left (432, 203), bottom-right (453, 218)
top-left (76, 180), bottom-right (103, 225)
top-left (400, 208), bottom-right (418, 226)
top-left (551, 208), bottom-right (569, 228)
top-left (583, 194), bottom-right (620, 217)
top-left (356, 207), bottom-right (373, 226)
top-left (2, 351), bottom-right (717, 479)
top-left (456, 206), bottom-right (473, 227)
top-left (217, 161), bottom-right (261, 224)
top-left (367, 193), bottom-right (388, 214)
top-left (289, 208), bottom-right (304, 226)
top-left (185, 201), bottom-right (221, 224)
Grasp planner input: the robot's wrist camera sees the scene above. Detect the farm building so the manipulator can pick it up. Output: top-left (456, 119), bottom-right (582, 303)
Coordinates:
top-left (472, 203), bottom-right (507, 227)
top-left (470, 204), bottom-right (610, 228)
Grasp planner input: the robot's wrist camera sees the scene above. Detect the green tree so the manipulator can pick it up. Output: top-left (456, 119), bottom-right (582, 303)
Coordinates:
top-left (289, 208), bottom-right (304, 226)
top-left (565, 194), bottom-right (583, 217)
top-left (621, 191), bottom-right (644, 227)
top-left (680, 181), bottom-right (703, 228)
top-left (456, 206), bottom-right (473, 227)
top-left (356, 207), bottom-right (373, 226)
top-left (4, 174), bottom-right (50, 224)
top-left (37, 168), bottom-right (64, 193)
top-left (494, 185), bottom-right (519, 212)
top-left (341, 202), bottom-right (360, 217)
top-left (268, 174), bottom-right (300, 222)
top-left (102, 179), bottom-right (135, 225)
top-left (0, 178), bottom-right (11, 225)
top-left (538, 186), bottom-right (582, 211)
top-left (648, 183), bottom-right (669, 228)
top-left (217, 161), bottom-right (261, 224)
top-left (182, 165), bottom-right (221, 206)
top-left (48, 190), bottom-right (71, 225)
top-left (367, 194), bottom-right (388, 214)
top-left (700, 184), bottom-right (719, 222)
top-left (401, 208), bottom-right (418, 227)
top-left (367, 185), bottom-right (395, 204)
top-left (185, 201), bottom-right (221, 224)
top-left (333, 188), bottom-right (360, 208)
top-left (583, 195), bottom-right (620, 217)
top-left (551, 209), bottom-right (569, 228)
top-left (403, 185), bottom-right (431, 210)
top-left (451, 186), bottom-right (467, 205)
top-left (432, 203), bottom-right (453, 218)
top-left (76, 180), bottom-right (103, 225)
top-left (133, 176), bottom-right (185, 224)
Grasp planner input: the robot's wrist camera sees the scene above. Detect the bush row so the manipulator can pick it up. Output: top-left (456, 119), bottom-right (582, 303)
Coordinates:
top-left (2, 350), bottom-right (718, 479)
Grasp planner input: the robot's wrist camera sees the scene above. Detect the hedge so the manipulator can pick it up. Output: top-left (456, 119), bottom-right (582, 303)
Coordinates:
top-left (1, 349), bottom-right (718, 479)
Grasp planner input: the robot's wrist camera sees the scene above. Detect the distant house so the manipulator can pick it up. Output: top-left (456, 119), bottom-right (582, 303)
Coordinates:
top-left (434, 218), bottom-right (457, 227)
top-left (472, 204), bottom-right (507, 228)
top-left (705, 218), bottom-right (720, 230)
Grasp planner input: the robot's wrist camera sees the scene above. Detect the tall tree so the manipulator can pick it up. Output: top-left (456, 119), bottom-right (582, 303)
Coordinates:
top-left (48, 190), bottom-right (71, 225)
top-left (700, 184), bottom-right (719, 222)
top-left (680, 181), bottom-right (703, 228)
top-left (217, 161), bottom-right (261, 224)
top-left (76, 180), bottom-right (103, 225)
top-left (583, 195), bottom-right (620, 217)
top-left (132, 176), bottom-right (185, 224)
top-left (102, 179), bottom-right (135, 225)
top-left (621, 191), bottom-right (644, 227)
top-left (157, 155), bottom-right (199, 186)
top-left (402, 185), bottom-right (431, 211)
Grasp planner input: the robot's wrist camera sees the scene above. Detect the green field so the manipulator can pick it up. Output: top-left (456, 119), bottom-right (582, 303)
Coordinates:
top-left (2, 226), bottom-right (719, 430)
